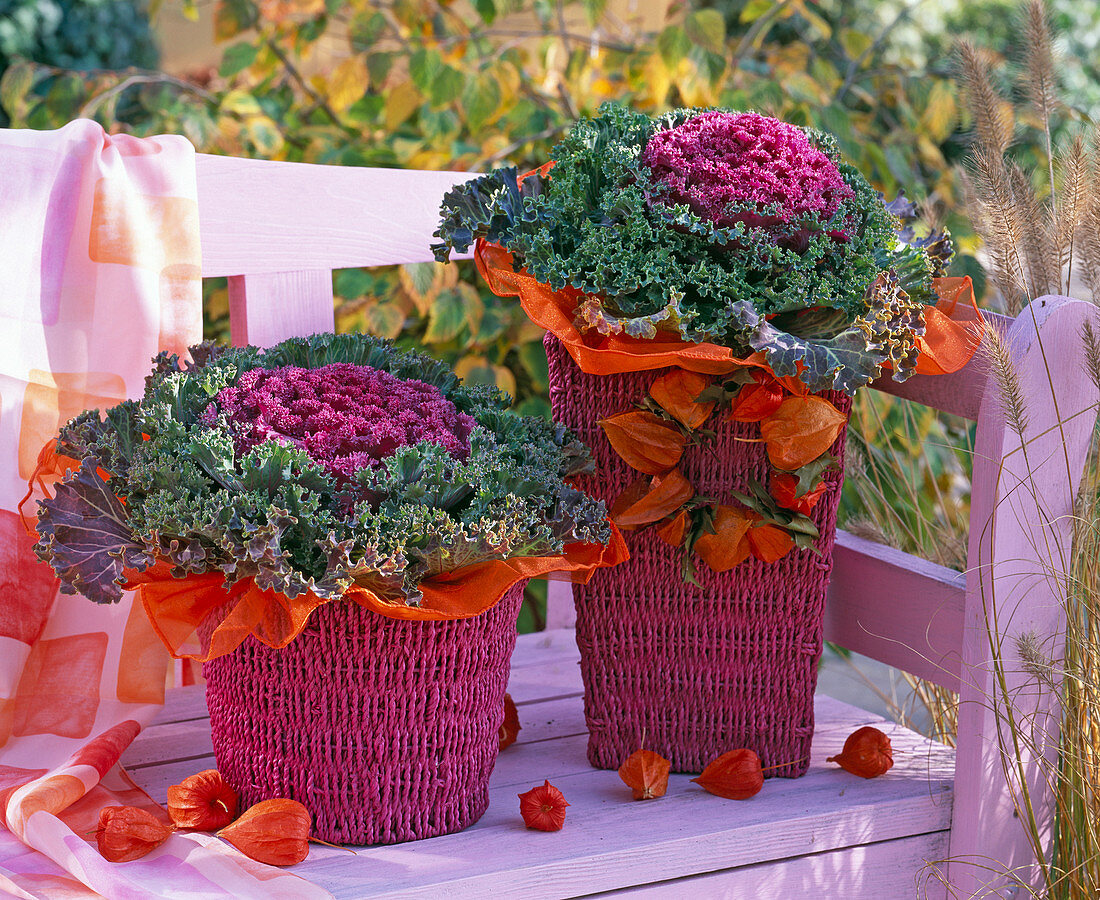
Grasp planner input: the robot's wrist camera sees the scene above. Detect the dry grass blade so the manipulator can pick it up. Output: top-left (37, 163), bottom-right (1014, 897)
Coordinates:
top-left (1082, 319), bottom-right (1100, 396)
top-left (1054, 134), bottom-right (1088, 293)
top-left (844, 516), bottom-right (899, 549)
top-left (1023, 0), bottom-right (1058, 198)
top-left (1078, 129), bottom-right (1100, 300)
top-left (957, 40), bottom-right (1014, 157)
top-left (966, 148), bottom-right (1028, 311)
top-left (982, 324), bottom-right (1030, 440)
top-left (1007, 160), bottom-right (1058, 298)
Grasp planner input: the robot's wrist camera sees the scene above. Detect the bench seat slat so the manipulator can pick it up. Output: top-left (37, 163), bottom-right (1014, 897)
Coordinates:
top-left (824, 530), bottom-right (964, 691)
top-left (122, 629), bottom-right (954, 899)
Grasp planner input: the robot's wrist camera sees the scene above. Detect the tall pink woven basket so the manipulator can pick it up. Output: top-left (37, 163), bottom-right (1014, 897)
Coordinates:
top-left (546, 336), bottom-right (851, 778)
top-left (202, 583), bottom-right (524, 845)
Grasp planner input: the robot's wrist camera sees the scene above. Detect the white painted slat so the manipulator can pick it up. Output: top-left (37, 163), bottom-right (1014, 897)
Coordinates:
top-left (195, 155), bottom-right (476, 276)
top-left (299, 709), bottom-right (952, 899)
top-left (608, 831), bottom-right (949, 900)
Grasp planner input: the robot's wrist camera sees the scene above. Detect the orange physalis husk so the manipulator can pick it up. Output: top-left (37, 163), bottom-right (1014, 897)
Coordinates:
top-left (166, 769), bottom-right (239, 831)
top-left (770, 472), bottom-right (826, 516)
top-left (614, 469), bottom-right (694, 529)
top-left (610, 477), bottom-right (652, 530)
top-left (691, 749), bottom-right (765, 800)
top-left (656, 510), bottom-right (688, 547)
top-left (96, 805), bottom-right (172, 862)
top-left (499, 693), bottom-right (521, 751)
top-left (826, 726), bottom-right (894, 779)
top-left (747, 524), bottom-right (796, 563)
top-left (218, 799), bottom-right (311, 866)
top-left (649, 369), bottom-right (715, 430)
top-left (759, 396), bottom-right (847, 471)
top-left (598, 410), bottom-right (686, 475)
top-left (729, 373), bottom-right (785, 423)
top-left (618, 749), bottom-right (671, 800)
top-left (518, 780), bottom-right (569, 831)
top-left (694, 506), bottom-right (754, 572)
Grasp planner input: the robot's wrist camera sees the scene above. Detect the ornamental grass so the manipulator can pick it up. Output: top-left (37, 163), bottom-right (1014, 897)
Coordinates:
top-left (845, 4), bottom-right (1100, 895)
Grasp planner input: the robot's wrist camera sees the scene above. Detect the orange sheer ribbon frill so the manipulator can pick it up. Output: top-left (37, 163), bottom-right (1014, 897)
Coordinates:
top-left (17, 441), bottom-right (81, 534)
top-left (474, 241), bottom-right (740, 376)
top-left (475, 240), bottom-right (984, 379)
top-left (918, 276), bottom-right (985, 375)
top-left (122, 524), bottom-right (628, 662)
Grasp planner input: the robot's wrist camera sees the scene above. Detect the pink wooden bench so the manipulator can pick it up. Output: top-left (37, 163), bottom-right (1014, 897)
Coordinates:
top-left (121, 153), bottom-right (1099, 898)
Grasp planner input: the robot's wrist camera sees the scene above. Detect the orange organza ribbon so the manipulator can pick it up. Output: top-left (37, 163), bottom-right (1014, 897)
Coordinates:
top-left (918, 276), bottom-right (985, 375)
top-left (122, 525), bottom-right (629, 662)
top-left (475, 240), bottom-right (983, 379)
top-left (17, 441), bottom-right (80, 533)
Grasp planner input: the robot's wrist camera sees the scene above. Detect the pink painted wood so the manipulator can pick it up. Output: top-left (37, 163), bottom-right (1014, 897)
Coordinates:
top-left (228, 270), bottom-right (334, 347)
top-left (824, 529), bottom-right (964, 691)
top-left (192, 152), bottom-right (1100, 895)
top-left (950, 296), bottom-right (1099, 895)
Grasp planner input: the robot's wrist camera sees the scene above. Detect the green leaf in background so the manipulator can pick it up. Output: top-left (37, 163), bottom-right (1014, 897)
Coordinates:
top-left (424, 288), bottom-right (466, 343)
top-left (519, 341), bottom-right (550, 393)
top-left (361, 298), bottom-right (407, 340)
top-left (220, 42), bottom-right (258, 78)
top-left (335, 267), bottom-right (375, 301)
top-left (686, 9), bottom-right (725, 53)
top-left (475, 0), bottom-right (497, 25)
top-left (657, 25), bottom-right (691, 68)
top-left (245, 116), bottom-right (284, 155)
top-left (214, 0), bottom-right (257, 41)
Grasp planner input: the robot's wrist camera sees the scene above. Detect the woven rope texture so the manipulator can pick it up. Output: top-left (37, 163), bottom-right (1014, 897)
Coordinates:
top-left (546, 335), bottom-right (851, 777)
top-left (203, 584), bottom-right (524, 845)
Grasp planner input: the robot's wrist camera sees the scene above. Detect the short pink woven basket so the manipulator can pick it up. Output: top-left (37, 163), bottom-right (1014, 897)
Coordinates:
top-left (202, 583), bottom-right (524, 845)
top-left (546, 336), bottom-right (851, 778)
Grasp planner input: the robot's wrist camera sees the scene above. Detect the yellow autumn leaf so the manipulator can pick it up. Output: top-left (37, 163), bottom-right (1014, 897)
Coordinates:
top-left (384, 79), bottom-right (421, 130)
top-left (326, 56), bottom-right (369, 113)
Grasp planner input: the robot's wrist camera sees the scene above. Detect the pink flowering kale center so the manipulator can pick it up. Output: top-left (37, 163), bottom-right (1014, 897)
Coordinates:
top-left (203, 363), bottom-right (475, 482)
top-left (641, 111), bottom-right (855, 232)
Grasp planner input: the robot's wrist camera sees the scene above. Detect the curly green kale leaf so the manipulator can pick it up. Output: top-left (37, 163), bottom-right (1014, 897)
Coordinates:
top-left (877, 191), bottom-right (955, 304)
top-left (35, 332), bottom-right (608, 611)
top-left (434, 103), bottom-right (903, 351)
top-left (431, 166), bottom-right (552, 261)
top-left (729, 270), bottom-right (926, 394)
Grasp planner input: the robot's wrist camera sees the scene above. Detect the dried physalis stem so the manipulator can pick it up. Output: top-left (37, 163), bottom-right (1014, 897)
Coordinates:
top-left (618, 749), bottom-right (671, 800)
top-left (827, 726), bottom-right (894, 779)
top-left (166, 769), bottom-right (239, 831)
top-left (96, 806), bottom-right (172, 862)
top-left (499, 693), bottom-right (521, 751)
top-left (218, 799), bottom-right (311, 866)
top-left (518, 780), bottom-right (569, 831)
top-left (691, 749), bottom-right (764, 800)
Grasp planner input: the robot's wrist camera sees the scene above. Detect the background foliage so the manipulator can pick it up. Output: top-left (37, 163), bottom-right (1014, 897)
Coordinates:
top-left (0, 0), bottom-right (983, 415)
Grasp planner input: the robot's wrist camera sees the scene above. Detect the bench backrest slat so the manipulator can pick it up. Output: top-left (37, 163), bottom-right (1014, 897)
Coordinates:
top-left (195, 154), bottom-right (474, 276)
top-left (228, 271), bottom-right (335, 348)
top-left (823, 530), bottom-right (964, 691)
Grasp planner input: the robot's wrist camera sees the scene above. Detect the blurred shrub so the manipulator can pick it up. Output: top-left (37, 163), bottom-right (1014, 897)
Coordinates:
top-left (0, 0), bottom-right (158, 75)
top-left (0, 0), bottom-right (160, 126)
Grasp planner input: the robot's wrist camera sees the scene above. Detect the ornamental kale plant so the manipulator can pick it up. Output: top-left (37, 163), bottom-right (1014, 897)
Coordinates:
top-left (433, 104), bottom-right (952, 395)
top-left (33, 333), bottom-right (609, 607)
